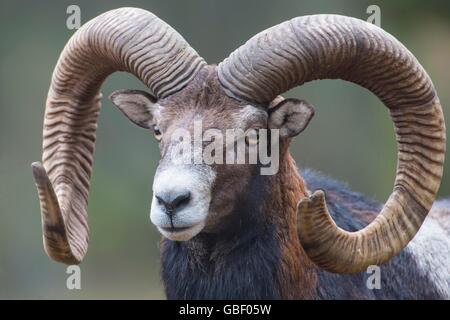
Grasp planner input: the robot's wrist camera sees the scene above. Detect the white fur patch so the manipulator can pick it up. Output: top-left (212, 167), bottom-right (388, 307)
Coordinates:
top-left (406, 213), bottom-right (450, 298)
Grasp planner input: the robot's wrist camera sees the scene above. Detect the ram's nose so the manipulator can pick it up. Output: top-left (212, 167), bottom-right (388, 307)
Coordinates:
top-left (155, 190), bottom-right (191, 216)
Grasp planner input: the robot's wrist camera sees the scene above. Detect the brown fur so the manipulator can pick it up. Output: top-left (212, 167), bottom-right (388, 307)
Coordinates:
top-left (263, 141), bottom-right (319, 299)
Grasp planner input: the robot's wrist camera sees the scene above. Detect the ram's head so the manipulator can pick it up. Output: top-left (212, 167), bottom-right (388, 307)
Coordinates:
top-left (33, 8), bottom-right (445, 274)
top-left (107, 70), bottom-right (313, 241)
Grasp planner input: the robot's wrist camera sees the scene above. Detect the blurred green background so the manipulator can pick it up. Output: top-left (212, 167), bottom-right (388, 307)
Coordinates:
top-left (0, 0), bottom-right (448, 299)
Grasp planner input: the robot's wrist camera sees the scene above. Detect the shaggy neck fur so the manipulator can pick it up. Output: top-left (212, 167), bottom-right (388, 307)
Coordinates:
top-left (160, 143), bottom-right (318, 299)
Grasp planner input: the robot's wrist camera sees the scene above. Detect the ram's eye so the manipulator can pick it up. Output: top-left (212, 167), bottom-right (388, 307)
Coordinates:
top-left (153, 126), bottom-right (162, 141)
top-left (245, 129), bottom-right (259, 146)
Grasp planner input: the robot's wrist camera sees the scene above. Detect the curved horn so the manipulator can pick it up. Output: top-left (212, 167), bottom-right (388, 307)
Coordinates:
top-left (32, 7), bottom-right (206, 264)
top-left (218, 15), bottom-right (445, 273)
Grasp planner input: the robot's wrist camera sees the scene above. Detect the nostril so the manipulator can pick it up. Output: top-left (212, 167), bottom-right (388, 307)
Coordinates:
top-left (172, 191), bottom-right (191, 209)
top-left (155, 191), bottom-right (191, 215)
top-left (156, 195), bottom-right (164, 206)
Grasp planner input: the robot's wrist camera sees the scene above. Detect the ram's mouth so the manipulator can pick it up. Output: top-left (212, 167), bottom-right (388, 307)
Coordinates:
top-left (160, 225), bottom-right (193, 233)
top-left (157, 222), bottom-right (205, 241)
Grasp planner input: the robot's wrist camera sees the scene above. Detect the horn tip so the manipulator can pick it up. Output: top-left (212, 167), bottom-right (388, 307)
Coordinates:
top-left (31, 161), bottom-right (48, 183)
top-left (297, 189), bottom-right (326, 208)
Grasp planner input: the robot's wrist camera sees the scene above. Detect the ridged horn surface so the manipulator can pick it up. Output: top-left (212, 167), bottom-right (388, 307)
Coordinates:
top-left (32, 7), bottom-right (206, 264)
top-left (218, 15), bottom-right (445, 273)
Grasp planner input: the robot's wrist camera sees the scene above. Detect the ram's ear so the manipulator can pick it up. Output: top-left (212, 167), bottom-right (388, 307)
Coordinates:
top-left (109, 89), bottom-right (158, 129)
top-left (268, 98), bottom-right (315, 138)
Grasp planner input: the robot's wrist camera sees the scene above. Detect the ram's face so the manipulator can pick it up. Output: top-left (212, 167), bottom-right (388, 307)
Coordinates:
top-left (109, 69), bottom-right (314, 241)
top-left (151, 97), bottom-right (269, 241)
top-left (109, 75), bottom-right (268, 241)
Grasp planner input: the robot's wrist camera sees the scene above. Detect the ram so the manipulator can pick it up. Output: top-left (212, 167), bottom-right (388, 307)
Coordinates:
top-left (32, 8), bottom-right (449, 299)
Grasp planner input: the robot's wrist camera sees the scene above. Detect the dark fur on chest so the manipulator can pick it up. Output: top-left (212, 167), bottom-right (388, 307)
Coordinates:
top-left (160, 172), bottom-right (283, 299)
